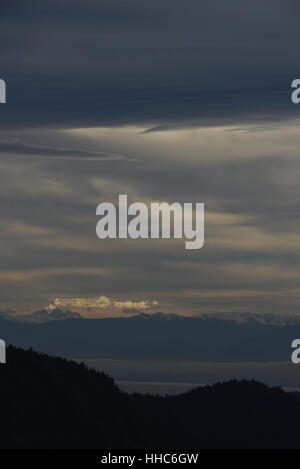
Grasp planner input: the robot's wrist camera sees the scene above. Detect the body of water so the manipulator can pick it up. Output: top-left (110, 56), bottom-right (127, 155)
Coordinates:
top-left (75, 357), bottom-right (300, 395)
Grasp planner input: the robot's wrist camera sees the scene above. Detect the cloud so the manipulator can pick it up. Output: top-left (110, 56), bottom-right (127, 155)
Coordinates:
top-left (2, 123), bottom-right (300, 314)
top-left (47, 296), bottom-right (112, 311)
top-left (1, 3), bottom-right (300, 317)
top-left (0, 140), bottom-right (128, 160)
top-left (46, 296), bottom-right (159, 313)
top-left (113, 300), bottom-right (159, 312)
top-left (0, 0), bottom-right (299, 130)
top-left (0, 267), bottom-right (111, 283)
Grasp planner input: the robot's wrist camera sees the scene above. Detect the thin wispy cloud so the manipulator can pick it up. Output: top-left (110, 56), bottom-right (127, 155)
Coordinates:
top-left (0, 140), bottom-right (130, 160)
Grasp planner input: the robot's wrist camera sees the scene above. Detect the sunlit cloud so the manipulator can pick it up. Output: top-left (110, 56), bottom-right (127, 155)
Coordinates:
top-left (45, 296), bottom-right (159, 314)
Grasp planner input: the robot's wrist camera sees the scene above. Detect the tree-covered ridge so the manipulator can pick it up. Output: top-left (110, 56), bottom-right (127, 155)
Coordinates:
top-left (0, 346), bottom-right (299, 448)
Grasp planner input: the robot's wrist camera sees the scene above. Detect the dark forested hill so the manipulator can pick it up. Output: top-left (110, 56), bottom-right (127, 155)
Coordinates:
top-left (0, 346), bottom-right (300, 448)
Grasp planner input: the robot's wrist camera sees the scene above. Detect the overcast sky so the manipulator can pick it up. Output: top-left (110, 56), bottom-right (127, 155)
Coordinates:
top-left (1, 0), bottom-right (300, 316)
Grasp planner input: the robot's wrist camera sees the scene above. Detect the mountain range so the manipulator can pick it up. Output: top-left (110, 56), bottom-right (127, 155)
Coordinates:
top-left (0, 311), bottom-right (298, 361)
top-left (13, 308), bottom-right (82, 324)
top-left (3, 309), bottom-right (300, 325)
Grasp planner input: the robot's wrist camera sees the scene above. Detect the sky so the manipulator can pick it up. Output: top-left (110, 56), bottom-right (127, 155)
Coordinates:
top-left (1, 0), bottom-right (300, 316)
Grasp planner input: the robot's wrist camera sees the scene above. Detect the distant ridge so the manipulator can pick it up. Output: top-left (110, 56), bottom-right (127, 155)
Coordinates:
top-left (3, 309), bottom-right (300, 326)
top-left (197, 311), bottom-right (300, 326)
top-left (135, 312), bottom-right (182, 320)
top-left (14, 308), bottom-right (82, 324)
top-left (136, 311), bottom-right (300, 326)
top-left (0, 310), bottom-right (299, 361)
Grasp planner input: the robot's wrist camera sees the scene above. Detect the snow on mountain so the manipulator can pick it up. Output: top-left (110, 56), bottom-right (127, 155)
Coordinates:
top-left (16, 308), bottom-right (82, 324)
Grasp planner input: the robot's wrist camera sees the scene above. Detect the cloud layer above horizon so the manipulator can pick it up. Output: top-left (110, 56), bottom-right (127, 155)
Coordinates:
top-left (1, 1), bottom-right (300, 316)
